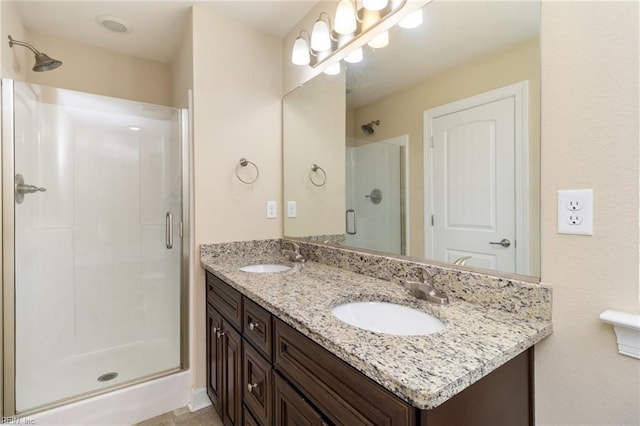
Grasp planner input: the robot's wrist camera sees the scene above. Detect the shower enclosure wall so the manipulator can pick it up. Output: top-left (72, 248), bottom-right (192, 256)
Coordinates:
top-left (1, 79), bottom-right (189, 415)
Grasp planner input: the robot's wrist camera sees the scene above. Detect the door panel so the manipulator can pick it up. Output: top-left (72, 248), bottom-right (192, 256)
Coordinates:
top-left (431, 97), bottom-right (516, 272)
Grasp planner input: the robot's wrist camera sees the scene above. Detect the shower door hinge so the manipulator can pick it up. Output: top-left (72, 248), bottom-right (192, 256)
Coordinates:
top-left (431, 215), bottom-right (434, 226)
top-left (179, 221), bottom-right (184, 238)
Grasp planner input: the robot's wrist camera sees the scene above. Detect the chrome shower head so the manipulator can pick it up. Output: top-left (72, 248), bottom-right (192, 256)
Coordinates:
top-left (361, 120), bottom-right (380, 135)
top-left (8, 35), bottom-right (62, 72)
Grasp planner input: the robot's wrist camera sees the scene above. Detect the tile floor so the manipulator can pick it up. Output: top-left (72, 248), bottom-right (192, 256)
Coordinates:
top-left (134, 406), bottom-right (222, 426)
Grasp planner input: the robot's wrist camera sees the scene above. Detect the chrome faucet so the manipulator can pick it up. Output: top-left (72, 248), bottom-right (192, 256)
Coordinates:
top-left (282, 241), bottom-right (305, 263)
top-left (404, 266), bottom-right (449, 305)
top-left (453, 256), bottom-right (472, 266)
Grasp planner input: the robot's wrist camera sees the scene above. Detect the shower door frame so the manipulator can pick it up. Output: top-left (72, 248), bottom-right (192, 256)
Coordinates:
top-left (0, 79), bottom-right (192, 416)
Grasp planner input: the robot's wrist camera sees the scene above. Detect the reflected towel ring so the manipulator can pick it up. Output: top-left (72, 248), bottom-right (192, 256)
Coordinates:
top-left (236, 158), bottom-right (259, 184)
top-left (310, 164), bottom-right (326, 187)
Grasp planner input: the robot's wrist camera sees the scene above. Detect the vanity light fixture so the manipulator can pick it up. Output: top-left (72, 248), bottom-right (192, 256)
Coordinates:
top-left (398, 9), bottom-right (423, 29)
top-left (335, 0), bottom-right (358, 35)
top-left (291, 31), bottom-right (311, 65)
top-left (344, 47), bottom-right (363, 63)
top-left (291, 0), bottom-right (409, 69)
top-left (368, 31), bottom-right (389, 49)
top-left (310, 13), bottom-right (333, 51)
top-left (363, 0), bottom-right (389, 11)
top-left (323, 62), bottom-right (341, 76)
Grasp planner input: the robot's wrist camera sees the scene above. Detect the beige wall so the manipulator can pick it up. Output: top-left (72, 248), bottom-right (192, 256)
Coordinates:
top-left (536, 2), bottom-right (639, 425)
top-left (283, 72), bottom-right (346, 237)
top-left (25, 31), bottom-right (171, 106)
top-left (171, 9), bottom-right (194, 109)
top-left (353, 39), bottom-right (541, 271)
top-left (190, 5), bottom-right (282, 389)
top-left (1, 1), bottom-right (29, 80)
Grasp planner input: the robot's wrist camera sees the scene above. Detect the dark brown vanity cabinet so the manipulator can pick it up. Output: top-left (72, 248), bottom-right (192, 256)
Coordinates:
top-left (207, 273), bottom-right (243, 425)
top-left (206, 271), bottom-right (533, 426)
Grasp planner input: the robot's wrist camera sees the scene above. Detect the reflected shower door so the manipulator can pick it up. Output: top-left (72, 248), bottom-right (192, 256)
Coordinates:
top-left (345, 139), bottom-right (405, 255)
top-left (8, 81), bottom-right (184, 412)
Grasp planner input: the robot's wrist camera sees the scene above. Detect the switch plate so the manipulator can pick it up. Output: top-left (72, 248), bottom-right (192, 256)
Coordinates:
top-left (266, 201), bottom-right (277, 219)
top-left (287, 201), bottom-right (297, 218)
top-left (558, 189), bottom-right (593, 235)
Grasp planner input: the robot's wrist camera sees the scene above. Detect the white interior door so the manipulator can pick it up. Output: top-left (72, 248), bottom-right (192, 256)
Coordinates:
top-left (428, 97), bottom-right (516, 272)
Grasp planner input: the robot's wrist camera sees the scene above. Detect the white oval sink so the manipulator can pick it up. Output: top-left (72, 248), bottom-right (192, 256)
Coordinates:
top-left (239, 264), bottom-right (292, 273)
top-left (331, 302), bottom-right (444, 336)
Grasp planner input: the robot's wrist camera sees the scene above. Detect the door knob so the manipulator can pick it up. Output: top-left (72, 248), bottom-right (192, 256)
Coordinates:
top-left (15, 174), bottom-right (46, 204)
top-left (489, 238), bottom-right (511, 248)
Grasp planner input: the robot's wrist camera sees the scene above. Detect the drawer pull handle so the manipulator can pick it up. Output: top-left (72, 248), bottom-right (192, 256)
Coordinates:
top-left (212, 326), bottom-right (218, 334)
top-left (247, 382), bottom-right (258, 392)
top-left (248, 321), bottom-right (261, 331)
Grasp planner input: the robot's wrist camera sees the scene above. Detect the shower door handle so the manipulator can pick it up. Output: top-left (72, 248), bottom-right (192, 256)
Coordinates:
top-left (166, 212), bottom-right (173, 249)
top-left (346, 209), bottom-right (357, 235)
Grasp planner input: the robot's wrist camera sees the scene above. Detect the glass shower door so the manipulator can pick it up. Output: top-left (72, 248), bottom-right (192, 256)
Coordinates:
top-left (345, 140), bottom-right (405, 255)
top-left (5, 80), bottom-right (184, 413)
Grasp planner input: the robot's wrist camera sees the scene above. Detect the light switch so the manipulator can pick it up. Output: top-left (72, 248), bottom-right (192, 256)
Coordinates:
top-left (266, 201), bottom-right (277, 219)
top-left (287, 201), bottom-right (297, 218)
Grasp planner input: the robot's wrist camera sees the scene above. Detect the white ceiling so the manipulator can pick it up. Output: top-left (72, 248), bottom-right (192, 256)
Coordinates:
top-left (14, 1), bottom-right (319, 64)
top-left (13, 0), bottom-right (539, 109)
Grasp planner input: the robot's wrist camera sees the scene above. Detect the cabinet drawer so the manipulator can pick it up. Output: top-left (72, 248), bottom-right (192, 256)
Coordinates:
top-left (207, 272), bottom-right (242, 330)
top-left (243, 340), bottom-right (273, 425)
top-left (274, 318), bottom-right (416, 425)
top-left (243, 297), bottom-right (273, 360)
top-left (274, 373), bottom-right (326, 426)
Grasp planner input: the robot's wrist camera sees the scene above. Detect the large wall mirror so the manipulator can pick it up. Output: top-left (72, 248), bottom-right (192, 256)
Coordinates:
top-left (283, 1), bottom-right (540, 279)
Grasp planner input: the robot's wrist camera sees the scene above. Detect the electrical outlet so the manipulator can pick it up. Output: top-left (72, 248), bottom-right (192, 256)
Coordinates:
top-left (568, 213), bottom-right (583, 225)
top-left (266, 201), bottom-right (277, 219)
top-left (287, 201), bottom-right (297, 218)
top-left (566, 200), bottom-right (584, 211)
top-left (558, 189), bottom-right (593, 235)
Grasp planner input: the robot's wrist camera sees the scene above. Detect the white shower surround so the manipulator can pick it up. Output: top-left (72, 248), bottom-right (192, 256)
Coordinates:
top-left (11, 81), bottom-right (184, 413)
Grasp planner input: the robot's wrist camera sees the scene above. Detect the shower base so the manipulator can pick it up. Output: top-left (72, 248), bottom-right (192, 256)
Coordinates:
top-left (30, 370), bottom-right (190, 425)
top-left (17, 337), bottom-right (180, 413)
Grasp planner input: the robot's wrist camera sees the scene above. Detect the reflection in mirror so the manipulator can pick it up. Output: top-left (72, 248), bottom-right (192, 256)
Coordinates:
top-left (283, 1), bottom-right (540, 278)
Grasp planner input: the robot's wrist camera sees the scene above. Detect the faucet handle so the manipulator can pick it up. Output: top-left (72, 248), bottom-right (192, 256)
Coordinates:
top-left (410, 266), bottom-right (433, 284)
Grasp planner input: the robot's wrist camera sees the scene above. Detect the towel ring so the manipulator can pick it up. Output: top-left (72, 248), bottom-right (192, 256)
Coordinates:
top-left (310, 164), bottom-right (327, 187)
top-left (236, 158), bottom-right (259, 184)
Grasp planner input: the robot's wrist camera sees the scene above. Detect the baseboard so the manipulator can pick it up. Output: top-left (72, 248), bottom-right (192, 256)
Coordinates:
top-left (188, 387), bottom-right (212, 412)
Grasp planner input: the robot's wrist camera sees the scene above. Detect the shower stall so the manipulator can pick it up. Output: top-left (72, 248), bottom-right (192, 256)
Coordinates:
top-left (1, 79), bottom-right (189, 416)
top-left (345, 136), bottom-right (408, 255)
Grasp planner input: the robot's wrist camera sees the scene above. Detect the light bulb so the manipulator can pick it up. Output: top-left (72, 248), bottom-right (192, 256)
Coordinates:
top-left (362, 0), bottom-right (388, 11)
top-left (344, 47), bottom-right (363, 63)
top-left (334, 0), bottom-right (357, 35)
top-left (368, 31), bottom-right (389, 49)
top-left (399, 10), bottom-right (423, 29)
top-left (323, 62), bottom-right (341, 75)
top-left (291, 36), bottom-right (310, 65)
top-left (310, 19), bottom-right (331, 51)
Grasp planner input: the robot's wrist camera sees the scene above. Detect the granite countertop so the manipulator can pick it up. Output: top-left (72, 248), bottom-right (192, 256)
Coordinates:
top-left (200, 251), bottom-right (552, 410)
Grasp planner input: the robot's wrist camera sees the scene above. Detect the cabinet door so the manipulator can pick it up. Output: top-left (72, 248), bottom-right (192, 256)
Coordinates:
top-left (243, 340), bottom-right (273, 425)
top-left (274, 373), bottom-right (326, 426)
top-left (207, 305), bottom-right (223, 415)
top-left (222, 319), bottom-right (242, 426)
